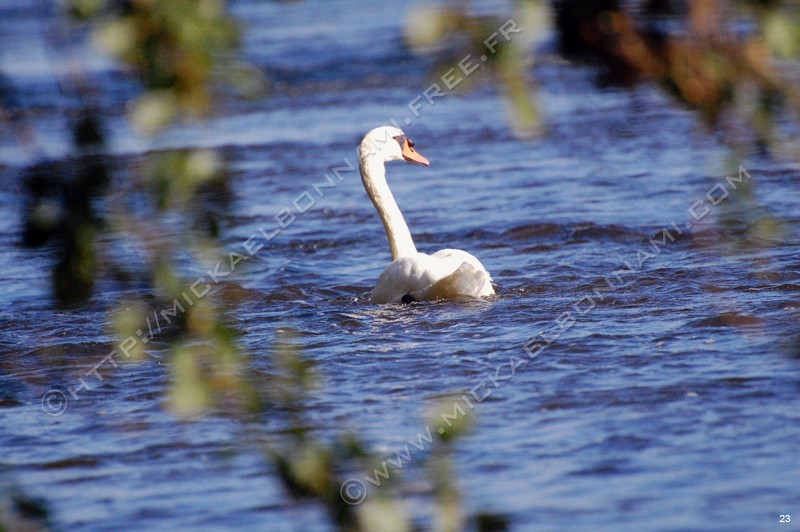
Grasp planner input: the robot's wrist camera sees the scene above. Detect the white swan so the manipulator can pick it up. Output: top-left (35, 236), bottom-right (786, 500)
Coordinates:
top-left (358, 126), bottom-right (495, 304)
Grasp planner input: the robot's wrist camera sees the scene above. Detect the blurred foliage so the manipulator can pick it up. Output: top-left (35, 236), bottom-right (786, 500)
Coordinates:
top-left (19, 0), bottom-right (253, 416)
top-left (267, 332), bottom-right (363, 528)
top-left (548, 0), bottom-right (800, 154)
top-left (405, 1), bottom-right (545, 137)
top-left (80, 0), bottom-right (242, 132)
top-left (266, 332), bottom-right (508, 531)
top-left (21, 111), bottom-right (108, 304)
top-left (407, 0), bottom-right (800, 154)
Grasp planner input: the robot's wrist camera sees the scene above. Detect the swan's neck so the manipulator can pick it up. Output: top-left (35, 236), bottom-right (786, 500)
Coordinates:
top-left (359, 154), bottom-right (417, 261)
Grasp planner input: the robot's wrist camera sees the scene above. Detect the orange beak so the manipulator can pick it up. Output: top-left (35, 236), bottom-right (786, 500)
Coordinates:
top-left (401, 138), bottom-right (430, 166)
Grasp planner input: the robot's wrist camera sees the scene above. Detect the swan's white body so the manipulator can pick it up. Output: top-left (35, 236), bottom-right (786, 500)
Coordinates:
top-left (358, 126), bottom-right (494, 304)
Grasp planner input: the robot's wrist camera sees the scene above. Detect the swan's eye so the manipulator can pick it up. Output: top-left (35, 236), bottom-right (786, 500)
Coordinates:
top-left (407, 138), bottom-right (415, 148)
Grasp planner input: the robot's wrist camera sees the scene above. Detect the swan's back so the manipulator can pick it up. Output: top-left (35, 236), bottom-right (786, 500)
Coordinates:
top-left (370, 249), bottom-right (494, 304)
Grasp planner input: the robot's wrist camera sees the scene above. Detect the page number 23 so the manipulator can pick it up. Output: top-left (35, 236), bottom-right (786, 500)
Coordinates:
top-left (780, 515), bottom-right (791, 523)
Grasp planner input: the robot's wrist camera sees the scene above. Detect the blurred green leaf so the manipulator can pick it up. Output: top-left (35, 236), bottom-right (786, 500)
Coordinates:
top-left (169, 343), bottom-right (214, 414)
top-left (762, 11), bottom-right (800, 58)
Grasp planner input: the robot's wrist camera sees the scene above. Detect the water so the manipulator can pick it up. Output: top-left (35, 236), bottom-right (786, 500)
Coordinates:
top-left (1, 1), bottom-right (799, 530)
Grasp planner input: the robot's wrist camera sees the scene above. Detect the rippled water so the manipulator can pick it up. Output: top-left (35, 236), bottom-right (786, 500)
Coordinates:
top-left (1, 1), bottom-right (799, 530)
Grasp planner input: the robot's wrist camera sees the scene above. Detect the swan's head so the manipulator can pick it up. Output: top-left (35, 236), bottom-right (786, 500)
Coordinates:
top-left (360, 126), bottom-right (430, 166)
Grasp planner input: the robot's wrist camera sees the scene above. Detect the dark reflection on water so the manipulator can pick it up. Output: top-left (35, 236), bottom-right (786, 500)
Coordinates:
top-left (2, 0), bottom-right (800, 530)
